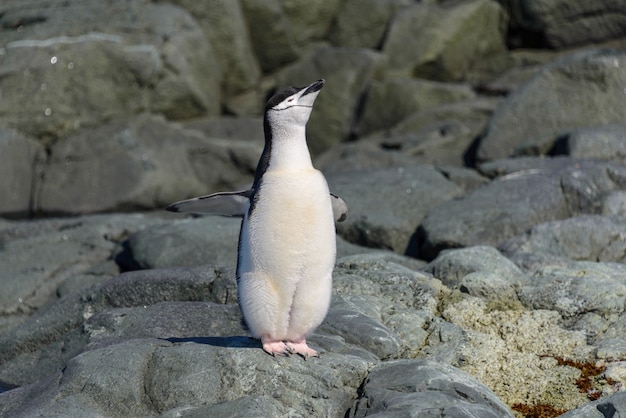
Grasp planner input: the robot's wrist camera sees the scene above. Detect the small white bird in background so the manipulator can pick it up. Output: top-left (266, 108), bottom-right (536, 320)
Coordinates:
top-left (167, 79), bottom-right (348, 358)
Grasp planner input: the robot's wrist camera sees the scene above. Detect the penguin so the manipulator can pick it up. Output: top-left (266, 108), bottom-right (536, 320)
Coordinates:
top-left (166, 79), bottom-right (348, 358)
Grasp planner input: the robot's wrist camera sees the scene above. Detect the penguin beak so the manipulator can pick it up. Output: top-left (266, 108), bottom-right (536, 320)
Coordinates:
top-left (301, 79), bottom-right (325, 97)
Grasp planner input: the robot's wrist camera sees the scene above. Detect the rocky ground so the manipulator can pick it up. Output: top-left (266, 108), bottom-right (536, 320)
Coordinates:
top-left (1, 0), bottom-right (626, 417)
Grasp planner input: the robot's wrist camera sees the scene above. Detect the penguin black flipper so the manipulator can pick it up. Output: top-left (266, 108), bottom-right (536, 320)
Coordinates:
top-left (330, 193), bottom-right (348, 222)
top-left (165, 190), bottom-right (252, 217)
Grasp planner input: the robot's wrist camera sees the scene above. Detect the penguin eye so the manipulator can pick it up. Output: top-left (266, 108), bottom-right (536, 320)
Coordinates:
top-left (287, 98), bottom-right (294, 102)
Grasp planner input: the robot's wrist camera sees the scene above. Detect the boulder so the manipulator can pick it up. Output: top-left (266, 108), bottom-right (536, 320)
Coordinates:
top-left (37, 114), bottom-right (261, 214)
top-left (160, 0), bottom-right (261, 97)
top-left (357, 77), bottom-right (476, 136)
top-left (553, 124), bottom-right (626, 163)
top-left (419, 157), bottom-right (626, 259)
top-left (423, 245), bottom-right (529, 290)
top-left (478, 49), bottom-right (626, 162)
top-left (0, 130), bottom-right (43, 217)
top-left (241, 0), bottom-right (340, 72)
top-left (382, 0), bottom-right (507, 81)
top-left (327, 165), bottom-right (463, 254)
top-left (0, 214), bottom-right (160, 331)
top-left (418, 169), bottom-right (570, 260)
top-left (500, 215), bottom-right (626, 264)
top-left (328, 0), bottom-right (411, 49)
top-left (0, 0), bottom-right (221, 140)
top-left (276, 47), bottom-right (384, 154)
top-left (0, 338), bottom-right (372, 417)
top-left (518, 261), bottom-right (626, 318)
top-left (351, 359), bottom-right (515, 417)
top-left (387, 97), bottom-right (499, 167)
top-left (507, 0), bottom-right (626, 48)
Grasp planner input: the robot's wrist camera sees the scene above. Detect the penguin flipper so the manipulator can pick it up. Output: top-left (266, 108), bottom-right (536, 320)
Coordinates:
top-left (330, 193), bottom-right (348, 222)
top-left (166, 190), bottom-right (252, 217)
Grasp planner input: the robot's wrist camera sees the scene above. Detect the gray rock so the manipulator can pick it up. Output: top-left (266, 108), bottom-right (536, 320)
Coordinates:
top-left (518, 261), bottom-right (626, 318)
top-left (357, 77), bottom-right (476, 136)
top-left (423, 245), bottom-right (529, 290)
top-left (163, 0), bottom-right (261, 97)
top-left (329, 0), bottom-right (411, 49)
top-left (129, 217), bottom-right (240, 269)
top-left (0, 129), bottom-right (43, 217)
top-left (241, 0), bottom-right (340, 72)
top-left (560, 391), bottom-right (626, 418)
top-left (182, 116), bottom-right (264, 143)
top-left (382, 0), bottom-right (507, 81)
top-left (332, 254), bottom-right (444, 358)
top-left (0, 265), bottom-right (237, 387)
top-left (500, 215), bottom-right (626, 264)
top-left (387, 97), bottom-right (499, 167)
top-left (554, 123), bottom-right (626, 162)
top-left (316, 140), bottom-right (419, 176)
top-left (478, 49), bottom-right (626, 161)
top-left (507, 0), bottom-right (626, 48)
top-left (351, 359), bottom-right (515, 418)
top-left (0, 0), bottom-right (221, 139)
top-left (602, 190), bottom-right (626, 217)
top-left (327, 165), bottom-right (463, 254)
top-left (0, 214), bottom-right (158, 325)
top-left (420, 157), bottom-right (626, 259)
top-left (419, 170), bottom-right (569, 260)
top-left (1, 337), bottom-right (372, 417)
top-left (277, 46), bottom-right (384, 154)
top-left (38, 114), bottom-right (261, 214)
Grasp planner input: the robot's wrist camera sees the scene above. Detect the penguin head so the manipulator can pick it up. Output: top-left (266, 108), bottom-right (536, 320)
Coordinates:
top-left (265, 79), bottom-right (325, 127)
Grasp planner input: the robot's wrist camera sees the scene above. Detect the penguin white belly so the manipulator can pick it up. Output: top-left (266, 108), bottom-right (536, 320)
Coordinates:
top-left (237, 169), bottom-right (335, 342)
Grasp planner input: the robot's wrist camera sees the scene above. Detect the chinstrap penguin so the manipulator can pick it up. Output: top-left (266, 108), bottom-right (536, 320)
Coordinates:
top-left (166, 79), bottom-right (348, 358)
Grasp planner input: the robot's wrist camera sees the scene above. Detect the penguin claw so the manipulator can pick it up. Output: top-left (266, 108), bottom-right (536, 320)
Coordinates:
top-left (262, 339), bottom-right (291, 357)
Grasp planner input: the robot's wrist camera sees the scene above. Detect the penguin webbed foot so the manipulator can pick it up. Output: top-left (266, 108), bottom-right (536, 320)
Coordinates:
top-left (286, 338), bottom-right (319, 360)
top-left (261, 338), bottom-right (291, 357)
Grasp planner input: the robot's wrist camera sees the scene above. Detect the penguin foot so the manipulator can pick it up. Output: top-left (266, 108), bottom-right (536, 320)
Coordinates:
top-left (261, 337), bottom-right (291, 357)
top-left (286, 338), bottom-right (319, 360)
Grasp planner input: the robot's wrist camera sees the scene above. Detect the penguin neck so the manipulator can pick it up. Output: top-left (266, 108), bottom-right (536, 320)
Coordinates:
top-left (265, 123), bottom-right (313, 172)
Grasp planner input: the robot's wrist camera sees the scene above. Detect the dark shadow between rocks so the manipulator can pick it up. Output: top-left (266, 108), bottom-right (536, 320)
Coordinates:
top-left (164, 336), bottom-right (259, 350)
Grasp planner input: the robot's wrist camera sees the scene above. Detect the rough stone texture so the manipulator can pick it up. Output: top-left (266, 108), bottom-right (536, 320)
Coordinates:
top-left (351, 359), bottom-right (515, 417)
top-left (507, 0), bottom-right (626, 48)
top-left (3, 1), bottom-right (626, 416)
top-left (329, 0), bottom-right (411, 49)
top-left (383, 0), bottom-right (507, 81)
top-left (518, 261), bottom-right (626, 318)
top-left (478, 49), bottom-right (626, 161)
top-left (276, 47), bottom-right (384, 154)
top-left (440, 295), bottom-right (596, 411)
top-left (239, 0), bottom-right (342, 74)
top-left (420, 156), bottom-right (626, 260)
top-left (553, 124), bottom-right (626, 162)
top-left (159, 0), bottom-right (261, 97)
top-left (327, 165), bottom-right (463, 254)
top-left (418, 169), bottom-right (570, 260)
top-left (0, 129), bottom-right (43, 217)
top-left (500, 215), bottom-right (626, 264)
top-left (560, 391), bottom-right (626, 418)
top-left (37, 114), bottom-right (261, 214)
top-left (357, 77), bottom-right (476, 136)
top-left (0, 0), bottom-right (221, 140)
top-left (423, 245), bottom-right (529, 290)
top-left (0, 214), bottom-right (159, 326)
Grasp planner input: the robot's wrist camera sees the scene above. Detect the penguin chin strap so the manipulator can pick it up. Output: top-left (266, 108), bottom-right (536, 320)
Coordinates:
top-left (269, 104), bottom-right (313, 112)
